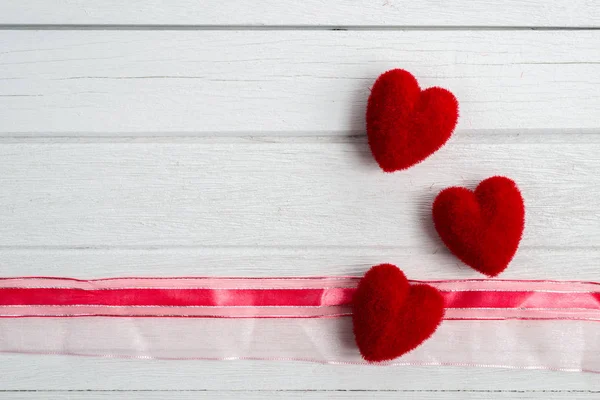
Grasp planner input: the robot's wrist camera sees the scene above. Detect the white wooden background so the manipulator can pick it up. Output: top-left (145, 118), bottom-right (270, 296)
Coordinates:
top-left (0, 1), bottom-right (599, 398)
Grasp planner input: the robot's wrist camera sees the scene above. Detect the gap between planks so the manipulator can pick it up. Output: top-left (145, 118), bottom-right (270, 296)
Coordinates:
top-left (1, 0), bottom-right (599, 28)
top-left (1, 25), bottom-right (600, 31)
top-left (1, 389), bottom-right (599, 399)
top-left (1, 357), bottom-right (599, 391)
top-left (1, 30), bottom-right (598, 134)
top-left (0, 246), bottom-right (597, 280)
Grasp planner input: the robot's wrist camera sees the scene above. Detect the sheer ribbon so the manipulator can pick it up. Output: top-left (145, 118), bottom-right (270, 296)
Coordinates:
top-left (0, 276), bottom-right (599, 372)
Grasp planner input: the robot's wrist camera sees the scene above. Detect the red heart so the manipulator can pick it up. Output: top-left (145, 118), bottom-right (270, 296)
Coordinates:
top-left (366, 69), bottom-right (459, 172)
top-left (433, 176), bottom-right (525, 277)
top-left (352, 264), bottom-right (445, 362)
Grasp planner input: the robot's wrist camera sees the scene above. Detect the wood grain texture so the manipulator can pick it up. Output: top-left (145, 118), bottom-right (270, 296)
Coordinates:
top-left (0, 356), bottom-right (599, 391)
top-left (0, 0), bottom-right (598, 27)
top-left (1, 5), bottom-right (600, 394)
top-left (0, 247), bottom-right (597, 280)
top-left (1, 31), bottom-right (599, 134)
top-left (2, 391), bottom-right (600, 399)
top-left (0, 139), bottom-right (598, 249)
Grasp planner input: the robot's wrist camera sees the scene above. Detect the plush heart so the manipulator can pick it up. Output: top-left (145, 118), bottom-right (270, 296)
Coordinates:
top-left (433, 176), bottom-right (525, 277)
top-left (352, 264), bottom-right (445, 362)
top-left (366, 69), bottom-right (459, 172)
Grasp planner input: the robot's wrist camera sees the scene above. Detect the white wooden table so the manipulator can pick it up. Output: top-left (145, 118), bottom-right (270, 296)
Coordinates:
top-left (0, 1), bottom-right (599, 398)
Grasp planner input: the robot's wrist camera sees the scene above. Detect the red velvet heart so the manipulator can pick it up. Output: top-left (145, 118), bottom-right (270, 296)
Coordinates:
top-left (352, 264), bottom-right (445, 362)
top-left (433, 176), bottom-right (525, 277)
top-left (366, 69), bottom-right (459, 172)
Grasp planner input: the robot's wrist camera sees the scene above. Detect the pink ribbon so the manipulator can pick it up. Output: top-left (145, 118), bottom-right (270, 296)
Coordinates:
top-left (0, 276), bottom-right (599, 372)
top-left (0, 277), bottom-right (598, 320)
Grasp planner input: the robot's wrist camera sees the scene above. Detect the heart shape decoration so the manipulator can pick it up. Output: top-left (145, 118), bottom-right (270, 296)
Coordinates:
top-left (366, 69), bottom-right (459, 172)
top-left (352, 264), bottom-right (445, 362)
top-left (433, 176), bottom-right (525, 277)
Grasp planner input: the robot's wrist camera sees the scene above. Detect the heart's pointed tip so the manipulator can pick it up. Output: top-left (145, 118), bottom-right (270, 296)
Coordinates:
top-left (469, 261), bottom-right (504, 277)
top-left (476, 259), bottom-right (516, 277)
top-left (378, 163), bottom-right (400, 173)
top-left (479, 267), bottom-right (505, 278)
top-left (380, 166), bottom-right (408, 174)
top-left (376, 151), bottom-right (447, 173)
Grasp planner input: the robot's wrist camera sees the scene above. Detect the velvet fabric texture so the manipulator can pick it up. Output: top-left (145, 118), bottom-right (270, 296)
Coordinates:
top-left (352, 264), bottom-right (445, 362)
top-left (366, 69), bottom-right (459, 172)
top-left (433, 176), bottom-right (525, 277)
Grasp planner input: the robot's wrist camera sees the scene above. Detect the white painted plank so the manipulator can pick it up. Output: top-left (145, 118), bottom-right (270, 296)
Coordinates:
top-left (1, 31), bottom-right (599, 134)
top-left (0, 139), bottom-right (598, 248)
top-left (3, 391), bottom-right (599, 399)
top-left (0, 247), bottom-right (597, 280)
top-left (0, 0), bottom-right (598, 27)
top-left (0, 356), bottom-right (599, 391)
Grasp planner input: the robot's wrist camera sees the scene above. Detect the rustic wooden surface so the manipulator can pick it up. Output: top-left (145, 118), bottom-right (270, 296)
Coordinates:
top-left (0, 1), bottom-right (599, 398)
